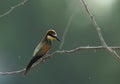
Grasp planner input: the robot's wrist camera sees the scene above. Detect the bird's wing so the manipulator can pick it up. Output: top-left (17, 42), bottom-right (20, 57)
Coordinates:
top-left (32, 42), bottom-right (43, 56)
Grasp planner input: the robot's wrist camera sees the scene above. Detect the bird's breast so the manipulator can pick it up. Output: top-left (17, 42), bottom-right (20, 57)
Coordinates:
top-left (41, 44), bottom-right (51, 55)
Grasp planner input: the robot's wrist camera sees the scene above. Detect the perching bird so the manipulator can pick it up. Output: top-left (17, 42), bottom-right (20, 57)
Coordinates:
top-left (24, 29), bottom-right (60, 75)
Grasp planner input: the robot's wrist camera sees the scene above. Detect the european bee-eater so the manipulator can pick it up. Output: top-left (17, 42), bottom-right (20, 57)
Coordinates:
top-left (24, 29), bottom-right (60, 75)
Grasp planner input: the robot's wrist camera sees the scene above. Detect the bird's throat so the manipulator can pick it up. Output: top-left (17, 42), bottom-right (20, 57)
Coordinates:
top-left (47, 35), bottom-right (55, 41)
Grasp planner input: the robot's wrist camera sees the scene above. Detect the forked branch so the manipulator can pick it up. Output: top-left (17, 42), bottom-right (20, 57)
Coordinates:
top-left (80, 0), bottom-right (120, 60)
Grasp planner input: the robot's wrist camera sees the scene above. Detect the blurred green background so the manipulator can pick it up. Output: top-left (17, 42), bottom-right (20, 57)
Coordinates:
top-left (0, 0), bottom-right (120, 84)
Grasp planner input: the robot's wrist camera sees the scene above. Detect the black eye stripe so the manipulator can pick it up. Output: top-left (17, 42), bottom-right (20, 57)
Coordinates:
top-left (48, 34), bottom-right (55, 38)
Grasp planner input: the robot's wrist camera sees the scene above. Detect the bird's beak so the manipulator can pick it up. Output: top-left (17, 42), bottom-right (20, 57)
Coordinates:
top-left (53, 34), bottom-right (60, 42)
top-left (55, 36), bottom-right (60, 42)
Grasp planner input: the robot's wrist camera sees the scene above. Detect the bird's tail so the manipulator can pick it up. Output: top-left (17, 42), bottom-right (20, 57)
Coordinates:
top-left (24, 55), bottom-right (41, 75)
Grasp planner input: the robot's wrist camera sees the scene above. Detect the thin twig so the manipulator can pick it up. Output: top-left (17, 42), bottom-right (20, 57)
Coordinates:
top-left (80, 0), bottom-right (120, 60)
top-left (0, 46), bottom-right (120, 75)
top-left (59, 14), bottom-right (74, 49)
top-left (0, 0), bottom-right (29, 18)
top-left (59, 5), bottom-right (80, 49)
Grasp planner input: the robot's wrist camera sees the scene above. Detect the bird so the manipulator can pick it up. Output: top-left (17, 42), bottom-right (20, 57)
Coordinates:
top-left (24, 29), bottom-right (60, 75)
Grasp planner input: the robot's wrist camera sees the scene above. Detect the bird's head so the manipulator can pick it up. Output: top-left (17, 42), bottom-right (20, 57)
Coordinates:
top-left (46, 29), bottom-right (60, 42)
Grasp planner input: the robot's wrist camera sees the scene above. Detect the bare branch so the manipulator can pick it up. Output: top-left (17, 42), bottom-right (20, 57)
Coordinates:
top-left (0, 0), bottom-right (119, 76)
top-left (0, 0), bottom-right (29, 18)
top-left (80, 0), bottom-right (120, 60)
top-left (59, 14), bottom-right (74, 49)
top-left (59, 5), bottom-right (80, 49)
top-left (59, 5), bottom-right (79, 49)
top-left (0, 46), bottom-right (120, 75)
